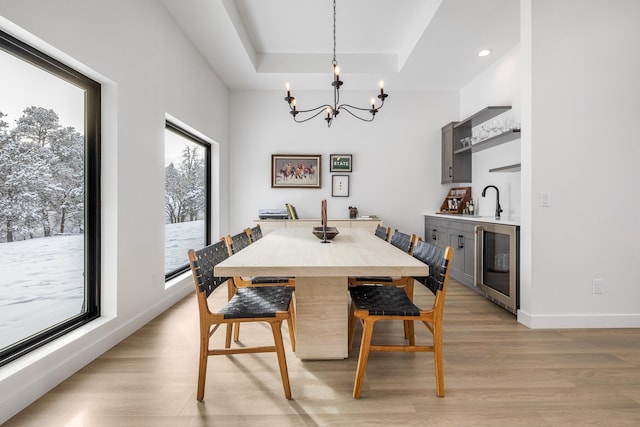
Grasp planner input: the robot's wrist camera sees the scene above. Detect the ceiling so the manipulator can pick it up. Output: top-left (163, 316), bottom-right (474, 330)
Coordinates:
top-left (160, 0), bottom-right (520, 92)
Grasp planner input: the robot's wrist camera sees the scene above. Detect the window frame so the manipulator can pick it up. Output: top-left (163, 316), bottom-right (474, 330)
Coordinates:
top-left (0, 29), bottom-right (101, 367)
top-left (164, 120), bottom-right (211, 281)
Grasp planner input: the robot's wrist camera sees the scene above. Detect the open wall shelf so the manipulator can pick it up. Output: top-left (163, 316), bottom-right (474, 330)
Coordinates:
top-left (454, 129), bottom-right (521, 154)
top-left (489, 163), bottom-right (521, 173)
top-left (453, 106), bottom-right (511, 130)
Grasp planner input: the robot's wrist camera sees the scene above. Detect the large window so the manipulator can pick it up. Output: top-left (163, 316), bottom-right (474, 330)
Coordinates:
top-left (164, 121), bottom-right (210, 280)
top-left (0, 30), bottom-right (100, 366)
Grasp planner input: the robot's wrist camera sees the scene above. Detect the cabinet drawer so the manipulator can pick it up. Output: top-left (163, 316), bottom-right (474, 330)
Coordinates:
top-left (425, 217), bottom-right (450, 229)
top-left (447, 219), bottom-right (476, 234)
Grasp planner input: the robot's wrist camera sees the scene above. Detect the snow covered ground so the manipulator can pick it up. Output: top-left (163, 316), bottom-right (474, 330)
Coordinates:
top-left (164, 219), bottom-right (204, 273)
top-left (0, 235), bottom-right (83, 350)
top-left (0, 220), bottom-right (203, 350)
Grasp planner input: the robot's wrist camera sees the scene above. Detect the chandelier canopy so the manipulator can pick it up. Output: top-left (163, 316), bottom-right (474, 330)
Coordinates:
top-left (284, 0), bottom-right (388, 128)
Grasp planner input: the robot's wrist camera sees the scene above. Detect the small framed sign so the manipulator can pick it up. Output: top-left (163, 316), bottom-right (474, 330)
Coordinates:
top-left (329, 154), bottom-right (352, 172)
top-left (332, 175), bottom-right (349, 197)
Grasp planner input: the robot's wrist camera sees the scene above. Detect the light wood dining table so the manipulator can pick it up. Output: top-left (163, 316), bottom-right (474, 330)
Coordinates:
top-left (214, 227), bottom-right (429, 359)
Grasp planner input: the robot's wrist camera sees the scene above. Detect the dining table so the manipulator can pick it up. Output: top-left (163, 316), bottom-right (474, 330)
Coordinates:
top-left (214, 226), bottom-right (429, 359)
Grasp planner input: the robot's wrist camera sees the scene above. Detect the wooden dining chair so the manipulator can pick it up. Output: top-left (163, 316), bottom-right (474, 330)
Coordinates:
top-left (223, 231), bottom-right (295, 287)
top-left (348, 240), bottom-right (454, 398)
top-left (245, 224), bottom-right (263, 243)
top-left (374, 225), bottom-right (391, 241)
top-left (188, 240), bottom-right (293, 401)
top-left (349, 229), bottom-right (418, 288)
top-left (223, 231), bottom-right (296, 348)
top-left (348, 230), bottom-right (420, 339)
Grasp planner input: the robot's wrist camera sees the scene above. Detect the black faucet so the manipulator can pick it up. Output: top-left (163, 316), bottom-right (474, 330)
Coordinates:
top-left (481, 185), bottom-right (503, 220)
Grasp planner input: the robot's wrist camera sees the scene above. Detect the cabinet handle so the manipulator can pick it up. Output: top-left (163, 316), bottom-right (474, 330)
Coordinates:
top-left (432, 228), bottom-right (437, 241)
top-left (458, 235), bottom-right (464, 249)
top-left (448, 166), bottom-right (452, 178)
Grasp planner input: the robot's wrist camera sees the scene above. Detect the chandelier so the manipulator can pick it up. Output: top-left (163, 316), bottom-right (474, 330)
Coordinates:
top-left (284, 0), bottom-right (388, 127)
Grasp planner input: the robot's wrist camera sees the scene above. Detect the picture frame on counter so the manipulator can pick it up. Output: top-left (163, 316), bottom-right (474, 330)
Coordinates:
top-left (271, 154), bottom-right (321, 188)
top-left (331, 175), bottom-right (349, 197)
top-left (329, 153), bottom-right (352, 172)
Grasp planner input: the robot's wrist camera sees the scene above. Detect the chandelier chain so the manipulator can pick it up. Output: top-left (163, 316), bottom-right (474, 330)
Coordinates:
top-left (332, 0), bottom-right (337, 65)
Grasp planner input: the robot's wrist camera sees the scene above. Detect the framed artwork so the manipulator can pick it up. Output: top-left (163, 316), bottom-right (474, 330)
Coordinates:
top-left (271, 154), bottom-right (321, 188)
top-left (332, 175), bottom-right (349, 197)
top-left (329, 154), bottom-right (352, 172)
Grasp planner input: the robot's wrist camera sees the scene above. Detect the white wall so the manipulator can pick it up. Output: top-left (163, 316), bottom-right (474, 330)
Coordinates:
top-left (229, 89), bottom-right (458, 238)
top-left (0, 0), bottom-right (230, 423)
top-left (519, 0), bottom-right (640, 327)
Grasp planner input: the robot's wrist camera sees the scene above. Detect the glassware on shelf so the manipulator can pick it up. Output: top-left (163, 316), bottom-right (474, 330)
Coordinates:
top-left (482, 122), bottom-right (493, 138)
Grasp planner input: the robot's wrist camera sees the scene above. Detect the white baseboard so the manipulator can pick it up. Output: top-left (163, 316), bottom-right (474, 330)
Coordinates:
top-left (517, 310), bottom-right (640, 329)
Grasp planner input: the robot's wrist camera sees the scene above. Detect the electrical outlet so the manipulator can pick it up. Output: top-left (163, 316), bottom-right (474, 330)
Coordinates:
top-left (592, 279), bottom-right (603, 294)
top-left (540, 192), bottom-right (551, 207)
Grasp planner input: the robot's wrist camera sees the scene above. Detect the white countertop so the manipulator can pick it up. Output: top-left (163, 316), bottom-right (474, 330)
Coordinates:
top-left (424, 213), bottom-right (520, 226)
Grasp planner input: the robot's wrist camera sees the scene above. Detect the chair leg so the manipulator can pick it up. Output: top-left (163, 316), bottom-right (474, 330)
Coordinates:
top-left (225, 323), bottom-right (233, 348)
top-left (287, 302), bottom-right (296, 352)
top-left (233, 322), bottom-right (240, 342)
top-left (353, 319), bottom-right (375, 399)
top-left (196, 331), bottom-right (210, 401)
top-left (270, 321), bottom-right (292, 399)
top-left (433, 324), bottom-right (445, 397)
top-left (403, 279), bottom-right (415, 341)
top-left (406, 320), bottom-right (415, 345)
top-left (347, 303), bottom-right (356, 351)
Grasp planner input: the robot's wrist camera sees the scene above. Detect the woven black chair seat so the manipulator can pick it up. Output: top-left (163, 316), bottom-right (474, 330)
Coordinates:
top-left (251, 276), bottom-right (293, 284)
top-left (221, 286), bottom-right (293, 319)
top-left (350, 285), bottom-right (421, 317)
top-left (351, 276), bottom-right (393, 283)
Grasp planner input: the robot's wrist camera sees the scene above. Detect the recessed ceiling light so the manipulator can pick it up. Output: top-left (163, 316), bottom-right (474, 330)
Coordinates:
top-left (478, 49), bottom-right (492, 57)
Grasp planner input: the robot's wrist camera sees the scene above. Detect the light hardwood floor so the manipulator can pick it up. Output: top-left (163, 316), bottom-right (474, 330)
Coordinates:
top-left (5, 280), bottom-right (640, 426)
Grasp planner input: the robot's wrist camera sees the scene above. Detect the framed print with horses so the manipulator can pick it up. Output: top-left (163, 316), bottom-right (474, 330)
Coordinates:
top-left (272, 154), bottom-right (321, 188)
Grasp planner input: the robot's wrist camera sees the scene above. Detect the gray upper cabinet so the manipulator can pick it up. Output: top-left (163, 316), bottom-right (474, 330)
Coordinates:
top-left (441, 121), bottom-right (471, 183)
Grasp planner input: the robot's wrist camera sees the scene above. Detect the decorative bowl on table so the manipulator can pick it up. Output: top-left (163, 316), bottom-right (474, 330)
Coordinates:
top-left (312, 226), bottom-right (339, 240)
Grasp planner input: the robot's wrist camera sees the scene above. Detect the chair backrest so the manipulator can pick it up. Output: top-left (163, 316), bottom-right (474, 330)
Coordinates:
top-left (389, 230), bottom-right (416, 254)
top-left (374, 225), bottom-right (390, 241)
top-left (411, 240), bottom-right (453, 297)
top-left (188, 240), bottom-right (231, 298)
top-left (246, 225), bottom-right (263, 243)
top-left (228, 231), bottom-right (251, 254)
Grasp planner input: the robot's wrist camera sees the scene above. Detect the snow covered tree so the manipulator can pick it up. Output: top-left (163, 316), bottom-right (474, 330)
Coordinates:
top-left (165, 162), bottom-right (185, 224)
top-left (13, 106), bottom-right (60, 147)
top-left (0, 137), bottom-right (43, 242)
top-left (0, 107), bottom-right (84, 241)
top-left (180, 145), bottom-right (205, 222)
top-left (0, 111), bottom-right (7, 133)
top-left (49, 126), bottom-right (84, 234)
top-left (11, 107), bottom-right (63, 237)
top-left (164, 146), bottom-right (205, 224)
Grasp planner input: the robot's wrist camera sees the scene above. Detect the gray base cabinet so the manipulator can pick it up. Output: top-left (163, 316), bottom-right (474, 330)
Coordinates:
top-left (424, 216), bottom-right (449, 249)
top-left (424, 216), bottom-right (476, 288)
top-left (447, 223), bottom-right (475, 287)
